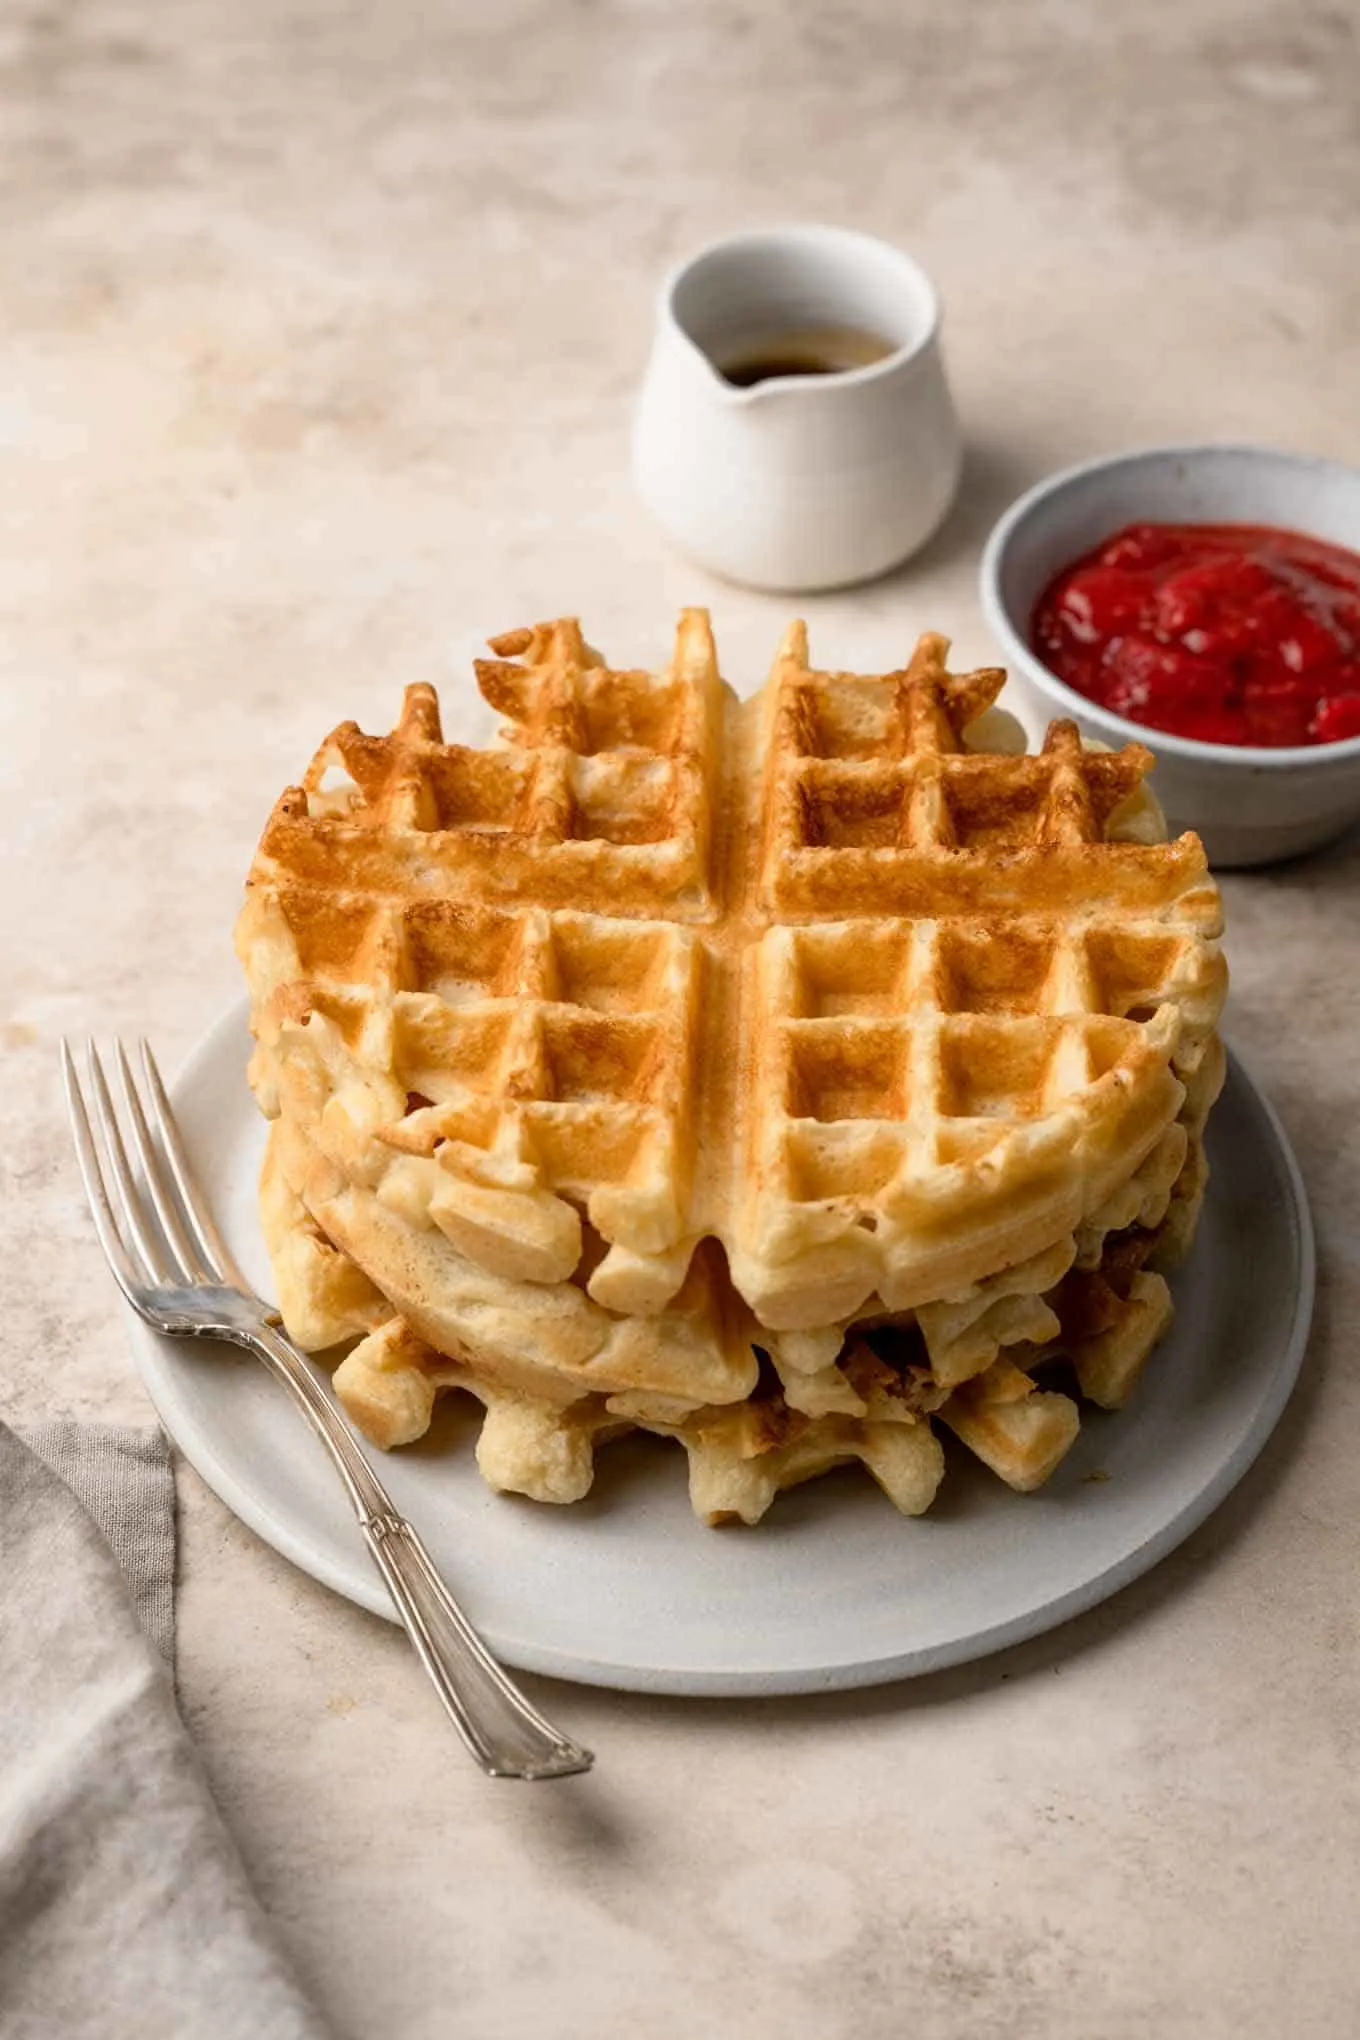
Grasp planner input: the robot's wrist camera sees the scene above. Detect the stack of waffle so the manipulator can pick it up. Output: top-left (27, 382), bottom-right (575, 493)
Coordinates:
top-left (236, 616), bottom-right (1226, 1523)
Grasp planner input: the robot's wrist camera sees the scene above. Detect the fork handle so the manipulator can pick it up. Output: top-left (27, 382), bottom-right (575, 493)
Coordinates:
top-left (245, 1321), bottom-right (593, 1781)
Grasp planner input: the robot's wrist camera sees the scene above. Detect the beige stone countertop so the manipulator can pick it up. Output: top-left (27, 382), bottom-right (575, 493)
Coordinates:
top-left (4, 2), bottom-right (1359, 2033)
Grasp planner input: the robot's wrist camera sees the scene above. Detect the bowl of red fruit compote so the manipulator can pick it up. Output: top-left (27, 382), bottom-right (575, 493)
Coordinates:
top-left (979, 445), bottom-right (1360, 865)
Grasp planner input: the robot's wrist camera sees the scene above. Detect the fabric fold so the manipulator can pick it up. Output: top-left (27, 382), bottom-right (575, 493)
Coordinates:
top-left (0, 1419), bottom-right (329, 2040)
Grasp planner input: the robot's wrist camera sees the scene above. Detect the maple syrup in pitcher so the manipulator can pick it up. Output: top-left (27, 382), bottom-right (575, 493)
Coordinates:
top-left (632, 224), bottom-right (960, 584)
top-left (717, 322), bottom-right (896, 387)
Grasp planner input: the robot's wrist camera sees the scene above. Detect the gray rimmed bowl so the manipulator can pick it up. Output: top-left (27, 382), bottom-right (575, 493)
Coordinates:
top-left (979, 444), bottom-right (1360, 867)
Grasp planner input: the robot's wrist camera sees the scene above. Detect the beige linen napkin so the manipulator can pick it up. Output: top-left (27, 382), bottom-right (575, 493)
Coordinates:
top-left (0, 1418), bottom-right (329, 2040)
top-left (18, 1421), bottom-right (176, 1663)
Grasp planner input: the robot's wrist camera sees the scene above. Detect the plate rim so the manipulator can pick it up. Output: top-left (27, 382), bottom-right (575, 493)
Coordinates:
top-left (129, 1002), bottom-right (1316, 1696)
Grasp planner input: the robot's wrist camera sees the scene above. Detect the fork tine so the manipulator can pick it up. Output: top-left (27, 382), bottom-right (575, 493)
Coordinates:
top-left (112, 1039), bottom-right (210, 1286)
top-left (61, 1040), bottom-right (150, 1306)
top-left (138, 1038), bottom-right (246, 1288)
top-left (84, 1042), bottom-right (178, 1285)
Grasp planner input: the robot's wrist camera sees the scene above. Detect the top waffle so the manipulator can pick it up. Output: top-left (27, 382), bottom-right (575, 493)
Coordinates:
top-left (239, 615), bottom-right (1226, 1333)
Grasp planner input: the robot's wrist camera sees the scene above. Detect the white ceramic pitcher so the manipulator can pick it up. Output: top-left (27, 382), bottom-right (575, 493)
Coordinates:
top-left (631, 224), bottom-right (961, 592)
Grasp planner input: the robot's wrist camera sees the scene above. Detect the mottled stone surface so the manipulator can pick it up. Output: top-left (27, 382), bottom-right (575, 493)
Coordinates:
top-left (3, 2), bottom-right (1358, 2033)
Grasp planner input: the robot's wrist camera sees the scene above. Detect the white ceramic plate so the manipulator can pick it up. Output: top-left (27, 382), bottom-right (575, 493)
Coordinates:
top-left (128, 1004), bottom-right (1314, 1696)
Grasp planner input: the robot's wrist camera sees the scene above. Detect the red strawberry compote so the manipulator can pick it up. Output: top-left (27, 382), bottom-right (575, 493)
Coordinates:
top-left (1031, 522), bottom-right (1360, 748)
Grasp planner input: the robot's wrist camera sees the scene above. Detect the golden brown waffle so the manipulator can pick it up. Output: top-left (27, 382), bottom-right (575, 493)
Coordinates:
top-left (320, 1218), bottom-right (1185, 1525)
top-left (238, 613), bottom-right (1227, 1523)
top-left (251, 616), bottom-right (723, 918)
top-left (259, 1106), bottom-right (1209, 1523)
top-left (240, 615), bottom-right (1225, 1358)
top-left (760, 1104), bottom-right (1200, 1417)
top-left (262, 1112), bottom-right (756, 1415)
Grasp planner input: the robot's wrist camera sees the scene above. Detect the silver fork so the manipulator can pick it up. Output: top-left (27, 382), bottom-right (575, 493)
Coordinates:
top-left (62, 1037), bottom-right (594, 1783)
